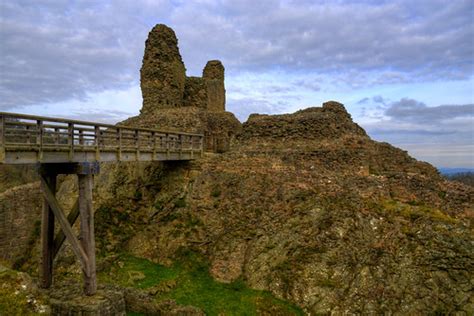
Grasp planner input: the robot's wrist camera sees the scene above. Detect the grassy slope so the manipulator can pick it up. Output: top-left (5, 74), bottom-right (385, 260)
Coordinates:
top-left (99, 253), bottom-right (304, 315)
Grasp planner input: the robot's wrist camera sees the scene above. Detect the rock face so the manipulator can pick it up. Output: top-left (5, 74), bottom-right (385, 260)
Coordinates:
top-left (140, 24), bottom-right (186, 113)
top-left (134, 24), bottom-right (240, 152)
top-left (241, 101), bottom-right (367, 141)
top-left (93, 102), bottom-right (473, 314)
top-left (1, 102), bottom-right (473, 314)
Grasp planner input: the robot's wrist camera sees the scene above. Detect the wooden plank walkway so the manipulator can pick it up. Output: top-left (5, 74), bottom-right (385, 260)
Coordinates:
top-left (0, 112), bottom-right (203, 164)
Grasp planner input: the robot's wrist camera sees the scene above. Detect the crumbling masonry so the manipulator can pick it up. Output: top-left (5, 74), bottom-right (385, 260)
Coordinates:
top-left (133, 24), bottom-right (241, 152)
top-left (140, 25), bottom-right (226, 113)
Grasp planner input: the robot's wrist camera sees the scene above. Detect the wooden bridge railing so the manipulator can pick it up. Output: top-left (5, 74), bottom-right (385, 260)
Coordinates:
top-left (0, 112), bottom-right (203, 164)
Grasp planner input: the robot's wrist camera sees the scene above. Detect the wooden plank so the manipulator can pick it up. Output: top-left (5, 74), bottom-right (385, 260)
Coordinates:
top-left (52, 198), bottom-right (80, 259)
top-left (40, 174), bottom-right (56, 289)
top-left (40, 175), bottom-right (90, 274)
top-left (78, 174), bottom-right (97, 295)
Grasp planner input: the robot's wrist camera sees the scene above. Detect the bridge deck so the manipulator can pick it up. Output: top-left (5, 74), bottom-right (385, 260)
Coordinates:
top-left (0, 112), bottom-right (203, 164)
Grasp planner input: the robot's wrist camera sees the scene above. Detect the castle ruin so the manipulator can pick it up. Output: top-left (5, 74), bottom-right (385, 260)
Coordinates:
top-left (131, 24), bottom-right (241, 152)
top-left (140, 24), bottom-right (226, 113)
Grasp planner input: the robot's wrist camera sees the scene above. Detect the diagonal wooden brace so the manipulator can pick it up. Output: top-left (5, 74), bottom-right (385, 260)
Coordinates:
top-left (53, 198), bottom-right (80, 259)
top-left (40, 175), bottom-right (90, 276)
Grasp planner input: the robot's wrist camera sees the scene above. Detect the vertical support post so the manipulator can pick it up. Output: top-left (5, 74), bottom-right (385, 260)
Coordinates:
top-left (95, 126), bottom-right (100, 161)
top-left (78, 174), bottom-right (96, 295)
top-left (41, 173), bottom-right (56, 288)
top-left (116, 128), bottom-right (122, 161)
top-left (79, 130), bottom-right (84, 147)
top-left (68, 123), bottom-right (74, 161)
top-left (166, 133), bottom-right (170, 160)
top-left (54, 127), bottom-right (60, 145)
top-left (0, 115), bottom-right (5, 162)
top-left (37, 120), bottom-right (43, 161)
top-left (26, 125), bottom-right (31, 144)
top-left (151, 131), bottom-right (156, 160)
top-left (0, 114), bottom-right (4, 146)
top-left (135, 130), bottom-right (140, 160)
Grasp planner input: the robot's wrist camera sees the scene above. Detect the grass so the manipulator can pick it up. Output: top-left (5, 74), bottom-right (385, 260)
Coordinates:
top-left (0, 269), bottom-right (46, 315)
top-left (382, 199), bottom-right (457, 223)
top-left (100, 253), bottom-right (304, 316)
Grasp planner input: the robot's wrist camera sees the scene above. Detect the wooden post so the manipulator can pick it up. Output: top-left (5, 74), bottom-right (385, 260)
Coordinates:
top-left (0, 115), bottom-right (4, 162)
top-left (37, 120), bottom-right (43, 161)
top-left (41, 173), bottom-right (56, 288)
top-left (95, 126), bottom-right (100, 161)
top-left (117, 128), bottom-right (122, 161)
top-left (78, 174), bottom-right (97, 295)
top-left (68, 123), bottom-right (74, 161)
top-left (135, 130), bottom-right (140, 159)
top-left (0, 114), bottom-right (4, 146)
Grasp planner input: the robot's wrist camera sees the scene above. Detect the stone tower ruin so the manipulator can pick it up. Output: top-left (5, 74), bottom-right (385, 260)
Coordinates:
top-left (129, 24), bottom-right (241, 153)
top-left (140, 24), bottom-right (227, 113)
top-left (140, 24), bottom-right (186, 113)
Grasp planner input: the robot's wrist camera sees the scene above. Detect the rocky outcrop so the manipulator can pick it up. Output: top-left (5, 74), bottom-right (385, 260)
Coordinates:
top-left (95, 102), bottom-right (473, 314)
top-left (241, 101), bottom-right (367, 141)
top-left (1, 101), bottom-right (472, 314)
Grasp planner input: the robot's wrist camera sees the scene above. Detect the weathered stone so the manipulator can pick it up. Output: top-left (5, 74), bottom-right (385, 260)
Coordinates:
top-left (140, 24), bottom-right (186, 113)
top-left (203, 60), bottom-right (225, 112)
top-left (0, 182), bottom-right (41, 266)
top-left (49, 286), bottom-right (126, 316)
top-left (136, 24), bottom-right (238, 152)
top-left (183, 77), bottom-right (207, 108)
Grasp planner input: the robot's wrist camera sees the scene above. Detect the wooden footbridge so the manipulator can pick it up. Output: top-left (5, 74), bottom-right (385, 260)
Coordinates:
top-left (0, 112), bottom-right (203, 295)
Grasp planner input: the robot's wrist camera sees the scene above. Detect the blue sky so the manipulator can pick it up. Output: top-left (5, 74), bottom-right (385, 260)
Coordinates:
top-left (0, 0), bottom-right (473, 168)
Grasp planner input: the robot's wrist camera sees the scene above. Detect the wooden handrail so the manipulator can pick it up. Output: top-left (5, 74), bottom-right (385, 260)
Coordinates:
top-left (0, 111), bottom-right (201, 136)
top-left (0, 111), bottom-right (204, 164)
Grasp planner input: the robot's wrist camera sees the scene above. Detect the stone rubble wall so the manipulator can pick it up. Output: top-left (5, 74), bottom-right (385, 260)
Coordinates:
top-left (140, 24), bottom-right (226, 113)
top-left (137, 24), bottom-right (239, 153)
top-left (0, 183), bottom-right (41, 265)
top-left (140, 24), bottom-right (187, 113)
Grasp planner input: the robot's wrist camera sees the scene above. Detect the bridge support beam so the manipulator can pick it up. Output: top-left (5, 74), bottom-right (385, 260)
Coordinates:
top-left (38, 162), bottom-right (99, 296)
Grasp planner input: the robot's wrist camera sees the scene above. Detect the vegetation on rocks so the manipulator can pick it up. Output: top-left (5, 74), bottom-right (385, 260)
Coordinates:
top-left (99, 253), bottom-right (303, 315)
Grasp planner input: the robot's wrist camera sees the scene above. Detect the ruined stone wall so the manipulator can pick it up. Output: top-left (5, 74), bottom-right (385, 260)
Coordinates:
top-left (136, 24), bottom-right (239, 153)
top-left (0, 183), bottom-right (42, 266)
top-left (140, 24), bottom-right (186, 113)
top-left (183, 77), bottom-right (207, 108)
top-left (140, 25), bottom-right (226, 112)
top-left (203, 60), bottom-right (225, 112)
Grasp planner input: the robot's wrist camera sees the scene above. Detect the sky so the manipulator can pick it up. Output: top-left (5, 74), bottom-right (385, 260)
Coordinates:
top-left (0, 0), bottom-right (473, 168)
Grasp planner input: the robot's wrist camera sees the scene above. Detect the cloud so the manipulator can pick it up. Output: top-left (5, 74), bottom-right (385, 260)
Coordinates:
top-left (0, 0), bottom-right (172, 110)
top-left (357, 97), bottom-right (474, 167)
top-left (1, 1), bottom-right (473, 111)
top-left (174, 0), bottom-right (473, 81)
top-left (385, 98), bottom-right (474, 123)
top-left (227, 97), bottom-right (289, 121)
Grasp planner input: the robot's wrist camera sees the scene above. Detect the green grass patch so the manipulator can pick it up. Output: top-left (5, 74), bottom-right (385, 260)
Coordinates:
top-left (382, 199), bottom-right (457, 223)
top-left (100, 253), bottom-right (304, 315)
top-left (99, 254), bottom-right (179, 289)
